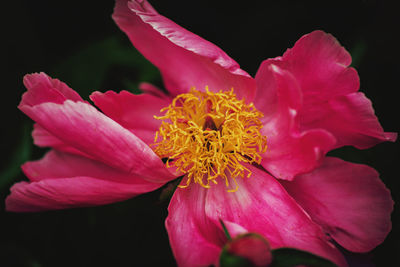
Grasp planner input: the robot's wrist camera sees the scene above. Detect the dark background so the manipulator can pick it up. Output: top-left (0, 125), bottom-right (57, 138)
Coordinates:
top-left (1, 0), bottom-right (399, 266)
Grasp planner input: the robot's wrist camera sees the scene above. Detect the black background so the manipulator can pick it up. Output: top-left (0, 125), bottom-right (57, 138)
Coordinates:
top-left (1, 0), bottom-right (399, 266)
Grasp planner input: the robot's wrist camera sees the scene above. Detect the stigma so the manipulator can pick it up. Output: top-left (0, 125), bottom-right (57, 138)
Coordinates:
top-left (152, 87), bottom-right (267, 192)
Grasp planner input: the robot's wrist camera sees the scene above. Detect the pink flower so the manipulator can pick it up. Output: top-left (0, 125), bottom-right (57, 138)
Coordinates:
top-left (7, 0), bottom-right (396, 266)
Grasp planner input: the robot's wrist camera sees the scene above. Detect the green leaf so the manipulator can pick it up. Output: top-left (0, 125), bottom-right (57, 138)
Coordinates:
top-left (0, 123), bottom-right (32, 189)
top-left (219, 219), bottom-right (232, 241)
top-left (270, 248), bottom-right (338, 267)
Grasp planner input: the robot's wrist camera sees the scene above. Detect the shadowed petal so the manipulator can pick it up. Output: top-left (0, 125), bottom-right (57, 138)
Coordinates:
top-left (282, 157), bottom-right (393, 252)
top-left (6, 176), bottom-right (163, 212)
top-left (90, 90), bottom-right (171, 145)
top-left (113, 0), bottom-right (255, 101)
top-left (139, 82), bottom-right (169, 98)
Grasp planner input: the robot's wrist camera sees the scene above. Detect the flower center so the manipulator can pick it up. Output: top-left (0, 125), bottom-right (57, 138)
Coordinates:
top-left (152, 87), bottom-right (267, 192)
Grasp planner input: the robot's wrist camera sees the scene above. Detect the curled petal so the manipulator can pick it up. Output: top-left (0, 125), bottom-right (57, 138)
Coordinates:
top-left (113, 0), bottom-right (255, 101)
top-left (255, 62), bottom-right (336, 180)
top-left (21, 72), bottom-right (83, 106)
top-left (282, 157), bottom-right (394, 252)
top-left (22, 73), bottom-right (94, 156)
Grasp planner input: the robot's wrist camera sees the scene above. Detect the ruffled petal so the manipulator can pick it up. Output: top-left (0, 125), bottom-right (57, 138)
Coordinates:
top-left (274, 30), bottom-right (395, 148)
top-left (6, 176), bottom-right (162, 212)
top-left (281, 30), bottom-right (359, 101)
top-left (21, 72), bottom-right (83, 106)
top-left (112, 0), bottom-right (255, 101)
top-left (281, 157), bottom-right (393, 252)
top-left (255, 62), bottom-right (336, 180)
top-left (90, 90), bottom-right (170, 145)
top-left (205, 165), bottom-right (347, 267)
top-left (22, 73), bottom-right (96, 156)
top-left (166, 182), bottom-right (224, 267)
top-left (19, 100), bottom-right (175, 183)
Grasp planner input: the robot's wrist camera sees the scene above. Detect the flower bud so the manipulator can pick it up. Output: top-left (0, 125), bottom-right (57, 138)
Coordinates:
top-left (220, 233), bottom-right (272, 267)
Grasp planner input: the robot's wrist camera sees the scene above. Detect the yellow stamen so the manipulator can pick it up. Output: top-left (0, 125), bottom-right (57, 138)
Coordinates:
top-left (151, 87), bottom-right (267, 192)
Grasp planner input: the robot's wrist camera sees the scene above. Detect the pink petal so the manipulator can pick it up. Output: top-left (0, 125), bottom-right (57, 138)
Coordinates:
top-left (166, 165), bottom-right (347, 267)
top-left (6, 176), bottom-right (163, 212)
top-left (90, 90), bottom-right (170, 145)
top-left (299, 92), bottom-right (397, 149)
top-left (113, 0), bottom-right (255, 101)
top-left (10, 150), bottom-right (168, 212)
top-left (281, 30), bottom-right (359, 102)
top-left (139, 82), bottom-right (168, 98)
top-left (274, 30), bottom-right (395, 148)
top-left (21, 72), bottom-right (83, 106)
top-left (22, 150), bottom-right (161, 185)
top-left (255, 62), bottom-right (336, 180)
top-left (205, 165), bottom-right (347, 267)
top-left (281, 157), bottom-right (394, 252)
top-left (19, 100), bottom-right (175, 183)
top-left (22, 73), bottom-right (97, 156)
top-left (222, 220), bottom-right (249, 238)
top-left (32, 124), bottom-right (91, 158)
top-left (166, 181), bottom-right (224, 267)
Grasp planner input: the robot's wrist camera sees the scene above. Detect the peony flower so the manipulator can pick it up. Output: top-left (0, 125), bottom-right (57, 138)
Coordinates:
top-left (6, 0), bottom-right (396, 266)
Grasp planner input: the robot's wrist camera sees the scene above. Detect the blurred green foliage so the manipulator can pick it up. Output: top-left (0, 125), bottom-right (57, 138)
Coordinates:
top-left (270, 248), bottom-right (337, 267)
top-left (0, 123), bottom-right (32, 189)
top-left (350, 40), bottom-right (367, 68)
top-left (52, 35), bottom-right (161, 98)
